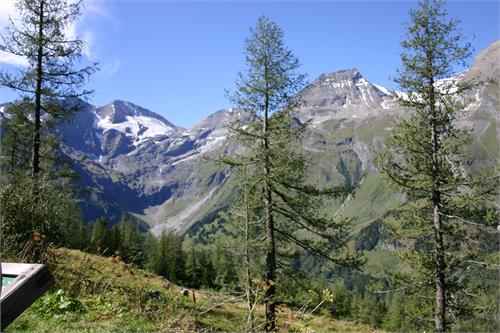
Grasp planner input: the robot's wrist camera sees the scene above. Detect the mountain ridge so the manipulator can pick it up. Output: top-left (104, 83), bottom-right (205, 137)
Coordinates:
top-left (1, 40), bottom-right (498, 235)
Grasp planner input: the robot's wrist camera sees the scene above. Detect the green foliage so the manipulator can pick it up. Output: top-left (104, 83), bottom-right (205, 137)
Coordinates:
top-left (215, 166), bottom-right (265, 306)
top-left (115, 216), bottom-right (144, 265)
top-left (184, 238), bottom-right (217, 289)
top-left (322, 284), bottom-right (352, 319)
top-left (0, 173), bottom-right (82, 263)
top-left (90, 217), bottom-right (112, 254)
top-left (87, 215), bottom-right (145, 266)
top-left (144, 231), bottom-right (185, 283)
top-left (351, 293), bottom-right (386, 328)
top-left (0, 99), bottom-right (32, 174)
top-left (224, 15), bottom-right (364, 330)
top-left (0, 0), bottom-right (96, 263)
top-left (211, 241), bottom-right (239, 289)
top-left (376, 0), bottom-right (498, 330)
top-left (382, 292), bottom-right (420, 331)
top-left (32, 289), bottom-right (85, 320)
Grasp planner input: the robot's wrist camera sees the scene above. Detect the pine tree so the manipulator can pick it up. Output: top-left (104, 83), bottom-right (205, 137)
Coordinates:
top-left (382, 292), bottom-right (420, 331)
top-left (148, 231), bottom-right (186, 283)
top-left (62, 213), bottom-right (88, 251)
top-left (377, 0), bottom-right (498, 331)
top-left (144, 232), bottom-right (159, 272)
top-left (213, 241), bottom-right (239, 289)
top-left (0, 0), bottom-right (97, 262)
top-left (116, 216), bottom-right (144, 265)
top-left (157, 231), bottom-right (170, 278)
top-left (184, 239), bottom-right (200, 288)
top-left (168, 232), bottom-right (185, 283)
top-left (109, 224), bottom-right (121, 255)
top-left (198, 250), bottom-right (216, 289)
top-left (90, 217), bottom-right (111, 255)
top-left (218, 166), bottom-right (265, 329)
top-left (225, 16), bottom-right (363, 331)
top-left (184, 238), bottom-right (217, 289)
top-left (0, 0), bottom-right (97, 178)
top-left (0, 99), bottom-right (32, 175)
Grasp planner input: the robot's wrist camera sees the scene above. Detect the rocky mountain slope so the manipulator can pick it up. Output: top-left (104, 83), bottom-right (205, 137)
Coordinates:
top-left (56, 99), bottom-right (237, 233)
top-left (2, 41), bottom-right (498, 236)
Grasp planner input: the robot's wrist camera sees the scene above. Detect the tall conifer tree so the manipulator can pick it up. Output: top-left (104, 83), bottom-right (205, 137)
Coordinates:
top-left (0, 0), bottom-right (97, 262)
top-left (0, 0), bottom-right (97, 178)
top-left (378, 1), bottom-right (497, 330)
top-left (225, 16), bottom-right (362, 331)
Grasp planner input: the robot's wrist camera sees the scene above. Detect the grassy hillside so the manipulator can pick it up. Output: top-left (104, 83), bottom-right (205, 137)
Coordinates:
top-left (8, 248), bottom-right (384, 333)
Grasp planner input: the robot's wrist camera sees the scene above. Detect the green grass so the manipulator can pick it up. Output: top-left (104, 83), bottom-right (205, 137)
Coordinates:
top-left (8, 248), bottom-right (382, 332)
top-left (479, 120), bottom-right (498, 159)
top-left (363, 249), bottom-right (403, 278)
top-left (354, 115), bottom-right (394, 143)
top-left (341, 172), bottom-right (400, 225)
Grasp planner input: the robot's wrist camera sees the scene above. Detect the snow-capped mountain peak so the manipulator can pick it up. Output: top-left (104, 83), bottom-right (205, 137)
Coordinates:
top-left (94, 100), bottom-right (178, 143)
top-left (297, 68), bottom-right (394, 122)
top-left (96, 113), bottom-right (175, 142)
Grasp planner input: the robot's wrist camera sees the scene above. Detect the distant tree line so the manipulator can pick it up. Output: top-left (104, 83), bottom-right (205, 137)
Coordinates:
top-left (65, 215), bottom-right (238, 291)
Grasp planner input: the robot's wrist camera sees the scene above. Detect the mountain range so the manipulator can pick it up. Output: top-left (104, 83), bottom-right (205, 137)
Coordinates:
top-left (1, 40), bottom-right (498, 238)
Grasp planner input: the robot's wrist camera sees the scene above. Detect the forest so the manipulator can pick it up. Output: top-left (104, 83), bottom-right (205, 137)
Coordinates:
top-left (0, 0), bottom-right (498, 332)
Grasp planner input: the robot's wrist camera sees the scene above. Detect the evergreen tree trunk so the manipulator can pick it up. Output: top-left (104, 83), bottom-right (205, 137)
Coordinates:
top-left (433, 192), bottom-right (446, 331)
top-left (429, 64), bottom-right (446, 332)
top-left (263, 80), bottom-right (277, 332)
top-left (431, 97), bottom-right (446, 332)
top-left (243, 187), bottom-right (255, 331)
top-left (32, 0), bottom-right (45, 178)
top-left (264, 190), bottom-right (276, 331)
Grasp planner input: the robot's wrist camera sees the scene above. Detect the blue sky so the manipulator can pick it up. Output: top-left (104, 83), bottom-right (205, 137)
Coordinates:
top-left (0, 0), bottom-right (498, 128)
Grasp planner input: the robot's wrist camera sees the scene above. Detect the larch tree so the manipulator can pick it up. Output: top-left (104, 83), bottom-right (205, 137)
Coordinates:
top-left (224, 16), bottom-right (362, 331)
top-left (0, 0), bottom-right (97, 262)
top-left (377, 0), bottom-right (497, 331)
top-left (0, 0), bottom-right (97, 178)
top-left (218, 166), bottom-right (265, 330)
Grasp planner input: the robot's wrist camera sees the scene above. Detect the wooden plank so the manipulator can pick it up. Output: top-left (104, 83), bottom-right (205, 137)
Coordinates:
top-left (1, 263), bottom-right (54, 331)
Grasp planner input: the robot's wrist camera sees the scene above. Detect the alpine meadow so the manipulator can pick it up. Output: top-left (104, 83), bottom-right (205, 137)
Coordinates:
top-left (0, 0), bottom-right (498, 332)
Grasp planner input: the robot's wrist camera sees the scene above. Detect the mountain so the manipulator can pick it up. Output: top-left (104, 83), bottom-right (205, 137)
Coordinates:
top-left (54, 99), bottom-right (236, 232)
top-left (2, 41), bottom-right (498, 238)
top-left (298, 68), bottom-right (394, 122)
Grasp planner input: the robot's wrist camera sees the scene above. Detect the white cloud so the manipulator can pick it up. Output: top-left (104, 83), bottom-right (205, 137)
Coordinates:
top-left (85, 0), bottom-right (117, 23)
top-left (99, 57), bottom-right (121, 78)
top-left (81, 30), bottom-right (95, 59)
top-left (0, 50), bottom-right (28, 67)
top-left (0, 0), bottom-right (17, 29)
top-left (0, 0), bottom-right (28, 67)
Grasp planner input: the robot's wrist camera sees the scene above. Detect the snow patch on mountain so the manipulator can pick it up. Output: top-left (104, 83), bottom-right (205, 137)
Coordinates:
top-left (96, 114), bottom-right (175, 144)
top-left (197, 135), bottom-right (226, 154)
top-left (373, 84), bottom-right (393, 96)
top-left (435, 75), bottom-right (463, 94)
